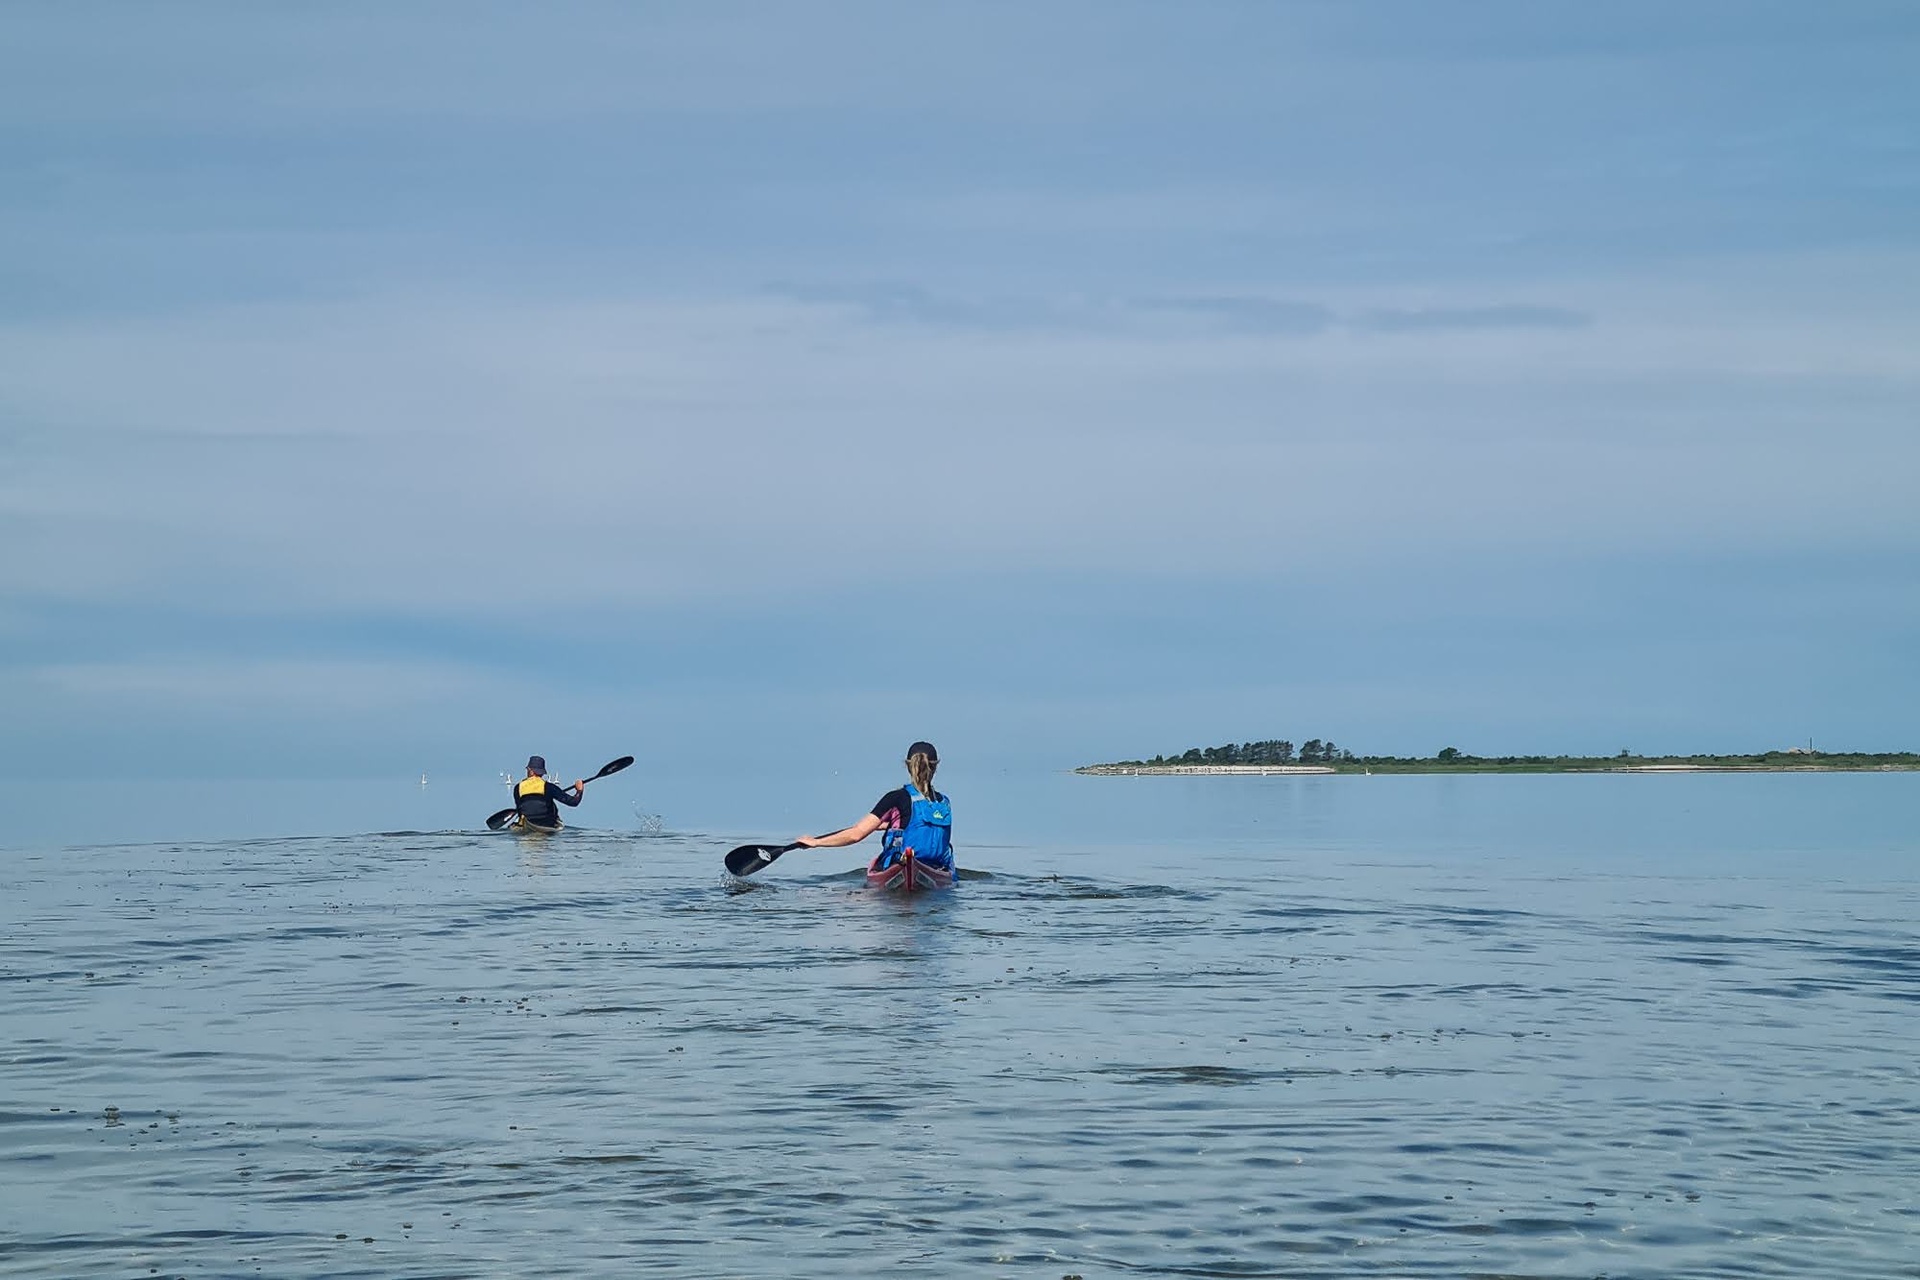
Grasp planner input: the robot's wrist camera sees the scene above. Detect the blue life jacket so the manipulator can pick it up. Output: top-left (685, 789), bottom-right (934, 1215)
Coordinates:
top-left (880, 784), bottom-right (953, 870)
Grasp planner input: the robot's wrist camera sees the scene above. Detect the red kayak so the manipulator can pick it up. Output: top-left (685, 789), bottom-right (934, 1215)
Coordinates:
top-left (865, 850), bottom-right (954, 892)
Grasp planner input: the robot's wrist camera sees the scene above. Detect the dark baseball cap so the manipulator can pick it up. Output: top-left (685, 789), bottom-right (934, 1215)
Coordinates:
top-left (906, 741), bottom-right (938, 763)
top-left (527, 755), bottom-right (546, 774)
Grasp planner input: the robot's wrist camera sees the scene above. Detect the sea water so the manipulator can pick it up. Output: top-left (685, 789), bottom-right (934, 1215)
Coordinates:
top-left (2, 771), bottom-right (1916, 1278)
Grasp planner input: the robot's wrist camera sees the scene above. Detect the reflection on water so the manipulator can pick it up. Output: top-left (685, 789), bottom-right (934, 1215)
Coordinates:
top-left (3, 781), bottom-right (1918, 1278)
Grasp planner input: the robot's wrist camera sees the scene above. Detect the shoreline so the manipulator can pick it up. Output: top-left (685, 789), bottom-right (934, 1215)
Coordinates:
top-left (1075, 764), bottom-right (1338, 776)
top-left (1076, 763), bottom-right (1919, 776)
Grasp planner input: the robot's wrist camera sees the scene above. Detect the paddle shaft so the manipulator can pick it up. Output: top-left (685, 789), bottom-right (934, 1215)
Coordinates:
top-left (724, 834), bottom-right (839, 877)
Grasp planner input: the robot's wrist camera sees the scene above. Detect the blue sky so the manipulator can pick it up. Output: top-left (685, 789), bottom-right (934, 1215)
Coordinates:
top-left (2, 1), bottom-right (1916, 779)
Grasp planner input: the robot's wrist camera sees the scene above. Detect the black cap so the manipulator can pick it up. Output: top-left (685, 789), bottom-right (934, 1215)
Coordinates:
top-left (527, 755), bottom-right (546, 774)
top-left (906, 741), bottom-right (938, 763)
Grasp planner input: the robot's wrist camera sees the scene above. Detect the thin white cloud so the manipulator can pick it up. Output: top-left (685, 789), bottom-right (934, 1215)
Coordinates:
top-left (2, 253), bottom-right (1917, 617)
top-left (24, 658), bottom-right (496, 714)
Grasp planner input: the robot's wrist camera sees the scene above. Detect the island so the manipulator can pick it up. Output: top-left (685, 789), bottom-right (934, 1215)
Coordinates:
top-left (1076, 739), bottom-right (1920, 775)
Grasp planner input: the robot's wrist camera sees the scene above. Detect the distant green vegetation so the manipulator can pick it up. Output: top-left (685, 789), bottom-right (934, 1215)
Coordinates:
top-left (1082, 740), bottom-right (1920, 773)
top-left (1115, 738), bottom-right (1353, 766)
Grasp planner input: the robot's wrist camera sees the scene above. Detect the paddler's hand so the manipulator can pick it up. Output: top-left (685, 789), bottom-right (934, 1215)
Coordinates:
top-left (573, 779), bottom-right (586, 792)
top-left (793, 835), bottom-right (817, 848)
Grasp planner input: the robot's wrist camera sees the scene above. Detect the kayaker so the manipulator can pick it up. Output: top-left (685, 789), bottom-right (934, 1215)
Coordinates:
top-left (793, 741), bottom-right (954, 873)
top-left (512, 756), bottom-right (587, 828)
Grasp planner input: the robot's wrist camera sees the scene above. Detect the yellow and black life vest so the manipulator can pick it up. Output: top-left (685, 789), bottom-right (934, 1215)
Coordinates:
top-left (516, 776), bottom-right (549, 799)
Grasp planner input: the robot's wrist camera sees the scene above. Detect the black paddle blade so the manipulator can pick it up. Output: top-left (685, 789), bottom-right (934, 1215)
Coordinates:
top-left (590, 756), bottom-right (634, 781)
top-left (485, 807), bottom-right (518, 831)
top-left (725, 842), bottom-right (801, 877)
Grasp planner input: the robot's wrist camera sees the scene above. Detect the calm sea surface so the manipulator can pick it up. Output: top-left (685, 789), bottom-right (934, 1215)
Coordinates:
top-left (3, 771), bottom-right (1917, 1278)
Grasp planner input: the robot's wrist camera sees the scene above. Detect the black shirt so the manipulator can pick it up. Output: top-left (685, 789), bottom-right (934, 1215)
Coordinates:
top-left (514, 778), bottom-right (582, 826)
top-left (871, 788), bottom-right (944, 832)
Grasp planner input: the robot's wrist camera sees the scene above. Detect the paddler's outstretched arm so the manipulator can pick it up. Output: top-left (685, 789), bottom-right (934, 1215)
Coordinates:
top-left (795, 814), bottom-right (882, 848)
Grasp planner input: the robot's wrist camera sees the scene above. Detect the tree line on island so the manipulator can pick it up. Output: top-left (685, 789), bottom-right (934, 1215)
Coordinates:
top-left (1133, 739), bottom-right (1354, 766)
top-left (1086, 741), bottom-right (1920, 773)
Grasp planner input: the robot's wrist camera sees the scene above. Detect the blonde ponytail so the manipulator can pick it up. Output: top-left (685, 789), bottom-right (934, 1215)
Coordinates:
top-left (907, 750), bottom-right (938, 798)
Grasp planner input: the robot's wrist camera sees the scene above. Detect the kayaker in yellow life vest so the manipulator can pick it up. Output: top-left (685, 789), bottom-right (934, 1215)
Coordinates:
top-left (512, 755), bottom-right (587, 829)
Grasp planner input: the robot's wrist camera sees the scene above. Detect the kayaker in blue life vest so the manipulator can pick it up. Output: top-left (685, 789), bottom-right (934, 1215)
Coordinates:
top-left (512, 756), bottom-right (587, 828)
top-left (792, 741), bottom-right (954, 871)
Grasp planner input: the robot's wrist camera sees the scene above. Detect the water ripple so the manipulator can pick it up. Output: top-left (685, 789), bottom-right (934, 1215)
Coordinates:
top-left (2, 825), bottom-right (1916, 1278)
